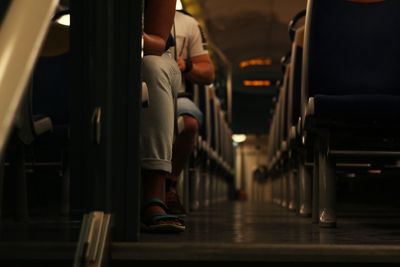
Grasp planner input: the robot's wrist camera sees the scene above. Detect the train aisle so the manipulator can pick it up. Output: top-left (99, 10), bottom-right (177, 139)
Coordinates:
top-left (113, 202), bottom-right (400, 265)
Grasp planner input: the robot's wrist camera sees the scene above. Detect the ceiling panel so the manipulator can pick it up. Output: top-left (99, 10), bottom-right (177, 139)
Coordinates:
top-left (195, 0), bottom-right (307, 134)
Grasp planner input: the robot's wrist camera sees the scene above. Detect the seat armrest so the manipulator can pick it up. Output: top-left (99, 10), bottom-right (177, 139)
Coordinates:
top-left (34, 116), bottom-right (53, 136)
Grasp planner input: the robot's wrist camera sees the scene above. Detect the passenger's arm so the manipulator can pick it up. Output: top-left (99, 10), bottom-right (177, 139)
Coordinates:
top-left (178, 18), bottom-right (215, 85)
top-left (143, 0), bottom-right (176, 56)
top-left (177, 54), bottom-right (215, 85)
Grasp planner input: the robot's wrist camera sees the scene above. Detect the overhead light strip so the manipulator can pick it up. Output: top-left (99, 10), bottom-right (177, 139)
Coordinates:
top-left (240, 58), bottom-right (272, 68)
top-left (243, 80), bottom-right (272, 87)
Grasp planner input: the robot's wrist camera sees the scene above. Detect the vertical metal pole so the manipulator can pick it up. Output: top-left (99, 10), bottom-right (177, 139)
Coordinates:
top-left (272, 177), bottom-right (277, 204)
top-left (190, 165), bottom-right (200, 211)
top-left (281, 170), bottom-right (288, 208)
top-left (204, 159), bottom-right (210, 207)
top-left (182, 164), bottom-right (190, 213)
top-left (299, 156), bottom-right (312, 217)
top-left (288, 170), bottom-right (297, 211)
top-left (240, 143), bottom-right (246, 193)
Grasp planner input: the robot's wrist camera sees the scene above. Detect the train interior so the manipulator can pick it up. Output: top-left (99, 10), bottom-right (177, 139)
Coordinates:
top-left (1, 0), bottom-right (400, 266)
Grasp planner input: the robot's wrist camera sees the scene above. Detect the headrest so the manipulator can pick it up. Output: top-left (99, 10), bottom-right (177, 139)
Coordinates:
top-left (289, 9), bottom-right (306, 42)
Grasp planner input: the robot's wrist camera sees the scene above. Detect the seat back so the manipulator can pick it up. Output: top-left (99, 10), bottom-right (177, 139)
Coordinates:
top-left (279, 64), bottom-right (290, 148)
top-left (275, 86), bottom-right (284, 152)
top-left (31, 21), bottom-right (70, 162)
top-left (288, 27), bottom-right (304, 130)
top-left (304, 0), bottom-right (400, 97)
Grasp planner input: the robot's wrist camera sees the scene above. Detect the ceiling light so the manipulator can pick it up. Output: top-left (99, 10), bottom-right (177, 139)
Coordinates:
top-left (243, 80), bottom-right (272, 87)
top-left (232, 134), bottom-right (247, 143)
top-left (240, 58), bottom-right (272, 68)
top-left (56, 14), bottom-right (70, 27)
top-left (369, 169), bottom-right (382, 175)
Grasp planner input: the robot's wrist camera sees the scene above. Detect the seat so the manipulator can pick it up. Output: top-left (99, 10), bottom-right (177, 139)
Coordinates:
top-left (1, 79), bottom-right (54, 222)
top-left (269, 52), bottom-right (294, 210)
top-left (287, 25), bottom-right (312, 217)
top-left (0, 1), bottom-right (61, 222)
top-left (301, 0), bottom-right (400, 227)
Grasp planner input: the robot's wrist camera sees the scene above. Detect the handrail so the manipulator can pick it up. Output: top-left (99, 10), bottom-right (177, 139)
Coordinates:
top-left (0, 0), bottom-right (58, 157)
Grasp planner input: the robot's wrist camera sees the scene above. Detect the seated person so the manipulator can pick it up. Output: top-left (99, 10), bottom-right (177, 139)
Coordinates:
top-left (140, 0), bottom-right (185, 233)
top-left (166, 10), bottom-right (215, 214)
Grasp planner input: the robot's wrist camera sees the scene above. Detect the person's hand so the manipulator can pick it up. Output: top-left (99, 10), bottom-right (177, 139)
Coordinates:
top-left (177, 57), bottom-right (186, 72)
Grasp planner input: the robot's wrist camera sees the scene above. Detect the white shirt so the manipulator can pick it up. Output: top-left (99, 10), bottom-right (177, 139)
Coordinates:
top-left (173, 11), bottom-right (209, 92)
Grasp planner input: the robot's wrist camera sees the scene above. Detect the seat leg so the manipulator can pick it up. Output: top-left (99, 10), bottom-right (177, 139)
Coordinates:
top-left (272, 177), bottom-right (277, 204)
top-left (176, 167), bottom-right (187, 207)
top-left (217, 171), bottom-right (220, 202)
top-left (209, 168), bottom-right (215, 205)
top-left (272, 177), bottom-right (276, 204)
top-left (288, 170), bottom-right (297, 211)
top-left (277, 176), bottom-right (282, 205)
top-left (299, 155), bottom-right (312, 217)
top-left (0, 156), bottom-right (4, 221)
top-left (190, 168), bottom-right (200, 211)
top-left (203, 161), bottom-right (210, 208)
top-left (275, 173), bottom-right (281, 205)
top-left (272, 176), bottom-right (279, 205)
top-left (217, 173), bottom-right (221, 202)
top-left (60, 160), bottom-right (70, 216)
top-left (183, 164), bottom-right (190, 211)
top-left (312, 139), bottom-right (320, 224)
top-left (10, 138), bottom-right (29, 222)
top-left (281, 172), bottom-right (288, 208)
top-left (318, 134), bottom-right (337, 228)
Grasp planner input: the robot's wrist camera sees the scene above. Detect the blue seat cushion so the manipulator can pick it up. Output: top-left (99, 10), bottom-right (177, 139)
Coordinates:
top-left (313, 95), bottom-right (400, 122)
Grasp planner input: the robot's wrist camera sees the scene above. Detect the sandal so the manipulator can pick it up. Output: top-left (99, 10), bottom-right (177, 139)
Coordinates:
top-left (141, 198), bottom-right (186, 233)
top-left (166, 190), bottom-right (187, 217)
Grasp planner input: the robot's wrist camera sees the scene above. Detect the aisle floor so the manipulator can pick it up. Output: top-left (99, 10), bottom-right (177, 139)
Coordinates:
top-left (140, 201), bottom-right (400, 245)
top-left (111, 201), bottom-right (400, 264)
top-left (2, 201), bottom-right (400, 264)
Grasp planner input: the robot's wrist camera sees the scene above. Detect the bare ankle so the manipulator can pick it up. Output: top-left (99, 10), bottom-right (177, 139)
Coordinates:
top-left (166, 178), bottom-right (178, 191)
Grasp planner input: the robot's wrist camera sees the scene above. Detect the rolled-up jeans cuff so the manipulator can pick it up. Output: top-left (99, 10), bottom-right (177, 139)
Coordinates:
top-left (141, 158), bottom-right (172, 173)
top-left (177, 98), bottom-right (204, 126)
